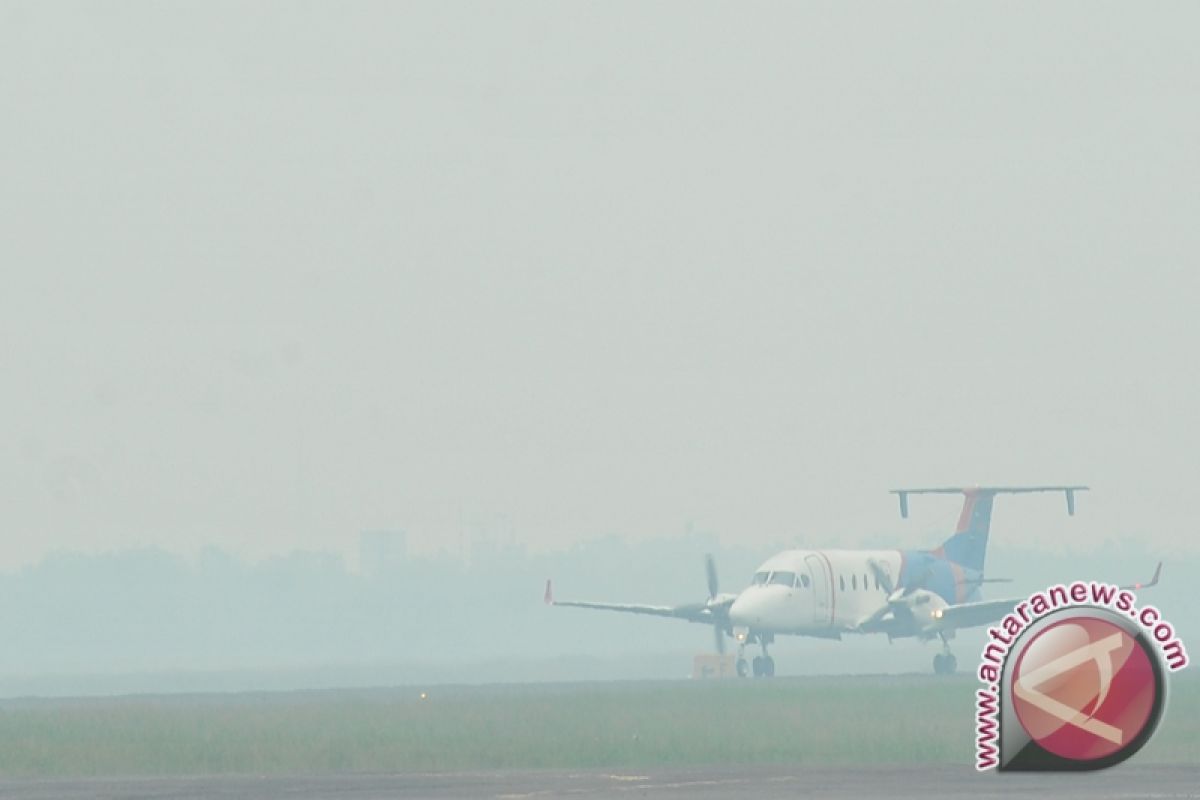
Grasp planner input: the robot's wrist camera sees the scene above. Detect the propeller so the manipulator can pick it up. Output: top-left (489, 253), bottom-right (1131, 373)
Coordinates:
top-left (868, 558), bottom-right (900, 598)
top-left (858, 559), bottom-right (899, 629)
top-left (705, 554), bottom-right (727, 654)
top-left (863, 557), bottom-right (934, 630)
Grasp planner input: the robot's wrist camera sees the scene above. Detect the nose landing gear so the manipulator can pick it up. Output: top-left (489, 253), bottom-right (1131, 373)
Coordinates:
top-left (740, 639), bottom-right (775, 678)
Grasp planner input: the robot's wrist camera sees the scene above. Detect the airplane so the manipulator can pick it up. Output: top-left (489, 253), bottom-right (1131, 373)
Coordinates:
top-left (544, 485), bottom-right (1161, 678)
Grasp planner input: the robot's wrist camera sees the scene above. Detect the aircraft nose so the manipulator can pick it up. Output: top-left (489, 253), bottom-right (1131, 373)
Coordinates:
top-left (729, 591), bottom-right (765, 627)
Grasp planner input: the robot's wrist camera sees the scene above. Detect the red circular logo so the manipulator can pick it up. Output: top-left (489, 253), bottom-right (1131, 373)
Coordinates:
top-left (1011, 617), bottom-right (1156, 762)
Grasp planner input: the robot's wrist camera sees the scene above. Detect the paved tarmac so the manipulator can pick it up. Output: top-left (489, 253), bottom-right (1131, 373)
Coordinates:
top-left (0, 764), bottom-right (1196, 800)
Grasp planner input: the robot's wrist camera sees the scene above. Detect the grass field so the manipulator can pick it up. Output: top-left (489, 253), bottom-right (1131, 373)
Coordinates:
top-left (0, 674), bottom-right (1195, 777)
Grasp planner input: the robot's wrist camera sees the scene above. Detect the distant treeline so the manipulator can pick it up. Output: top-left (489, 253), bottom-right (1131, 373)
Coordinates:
top-left (0, 534), bottom-right (1191, 695)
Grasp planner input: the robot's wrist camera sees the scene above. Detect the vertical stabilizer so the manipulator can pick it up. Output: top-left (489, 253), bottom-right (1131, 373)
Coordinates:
top-left (890, 485), bottom-right (1087, 572)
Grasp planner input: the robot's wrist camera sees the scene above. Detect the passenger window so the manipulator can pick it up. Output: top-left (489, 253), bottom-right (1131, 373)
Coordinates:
top-left (852, 574), bottom-right (857, 590)
top-left (839, 575), bottom-right (845, 591)
top-left (864, 573), bottom-right (869, 590)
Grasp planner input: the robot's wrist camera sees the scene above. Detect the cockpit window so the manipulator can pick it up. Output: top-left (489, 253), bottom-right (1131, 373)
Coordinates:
top-left (753, 571), bottom-right (769, 586)
top-left (768, 571), bottom-right (796, 587)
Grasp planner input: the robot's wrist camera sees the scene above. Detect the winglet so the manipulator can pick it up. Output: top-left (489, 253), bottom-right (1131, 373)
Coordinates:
top-left (1121, 562), bottom-right (1162, 591)
top-left (544, 579), bottom-right (554, 605)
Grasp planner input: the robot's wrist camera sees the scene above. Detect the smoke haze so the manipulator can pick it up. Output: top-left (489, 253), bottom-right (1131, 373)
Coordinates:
top-left (1, 3), bottom-right (1196, 692)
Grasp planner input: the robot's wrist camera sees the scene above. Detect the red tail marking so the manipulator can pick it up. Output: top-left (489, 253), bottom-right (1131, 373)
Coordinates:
top-left (956, 489), bottom-right (981, 534)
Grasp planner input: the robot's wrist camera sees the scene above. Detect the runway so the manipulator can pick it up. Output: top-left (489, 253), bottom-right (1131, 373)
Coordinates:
top-left (0, 765), bottom-right (1196, 799)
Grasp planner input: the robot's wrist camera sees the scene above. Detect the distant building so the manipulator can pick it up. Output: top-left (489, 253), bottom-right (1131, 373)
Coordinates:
top-left (358, 529), bottom-right (407, 576)
top-left (692, 653), bottom-right (736, 680)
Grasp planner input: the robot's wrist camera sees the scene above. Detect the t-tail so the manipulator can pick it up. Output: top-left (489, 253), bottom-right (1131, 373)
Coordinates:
top-left (891, 485), bottom-right (1088, 572)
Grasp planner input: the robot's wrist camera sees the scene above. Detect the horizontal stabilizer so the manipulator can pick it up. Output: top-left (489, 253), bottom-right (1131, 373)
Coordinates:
top-left (891, 485), bottom-right (1089, 519)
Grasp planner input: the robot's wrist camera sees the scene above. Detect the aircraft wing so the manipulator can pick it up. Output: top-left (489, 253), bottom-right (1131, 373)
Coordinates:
top-left (934, 562), bottom-right (1164, 632)
top-left (543, 580), bottom-right (728, 625)
top-left (854, 593), bottom-right (1019, 637)
top-left (859, 562), bottom-right (1164, 638)
top-left (933, 597), bottom-right (1022, 631)
top-left (549, 599), bottom-right (703, 621)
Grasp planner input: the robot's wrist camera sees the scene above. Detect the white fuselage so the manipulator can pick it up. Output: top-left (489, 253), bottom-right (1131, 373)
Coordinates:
top-left (727, 549), bottom-right (904, 635)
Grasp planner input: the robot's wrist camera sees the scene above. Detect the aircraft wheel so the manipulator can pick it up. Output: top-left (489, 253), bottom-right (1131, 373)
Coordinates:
top-left (933, 653), bottom-right (957, 675)
top-left (762, 656), bottom-right (775, 678)
top-left (736, 658), bottom-right (749, 678)
top-left (752, 656), bottom-right (764, 678)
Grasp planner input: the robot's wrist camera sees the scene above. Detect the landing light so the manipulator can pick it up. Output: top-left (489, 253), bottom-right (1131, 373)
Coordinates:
top-left (933, 609), bottom-right (944, 620)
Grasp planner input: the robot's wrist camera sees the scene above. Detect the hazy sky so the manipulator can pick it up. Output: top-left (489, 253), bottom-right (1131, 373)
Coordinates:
top-left (2, 3), bottom-right (1197, 569)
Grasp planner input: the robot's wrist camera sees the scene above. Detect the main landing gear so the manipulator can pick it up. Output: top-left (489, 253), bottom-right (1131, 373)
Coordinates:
top-left (933, 653), bottom-right (957, 674)
top-left (933, 634), bottom-right (957, 675)
top-left (736, 639), bottom-right (775, 678)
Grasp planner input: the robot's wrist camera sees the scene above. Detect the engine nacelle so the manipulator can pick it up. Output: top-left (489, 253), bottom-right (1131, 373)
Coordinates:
top-left (904, 588), bottom-right (950, 632)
